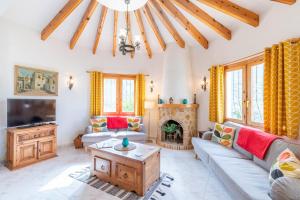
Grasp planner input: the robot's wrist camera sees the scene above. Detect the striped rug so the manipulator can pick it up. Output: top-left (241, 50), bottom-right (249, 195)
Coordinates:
top-left (69, 166), bottom-right (174, 200)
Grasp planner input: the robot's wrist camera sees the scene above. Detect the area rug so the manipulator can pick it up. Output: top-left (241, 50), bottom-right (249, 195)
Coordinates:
top-left (69, 166), bottom-right (174, 200)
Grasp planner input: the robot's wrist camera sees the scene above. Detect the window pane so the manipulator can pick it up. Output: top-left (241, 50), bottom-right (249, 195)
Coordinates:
top-left (122, 79), bottom-right (135, 113)
top-left (226, 69), bottom-right (243, 120)
top-left (251, 64), bottom-right (264, 123)
top-left (103, 78), bottom-right (117, 113)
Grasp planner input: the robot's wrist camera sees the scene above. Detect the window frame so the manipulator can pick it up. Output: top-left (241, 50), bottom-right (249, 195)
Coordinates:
top-left (224, 55), bottom-right (264, 128)
top-left (102, 73), bottom-right (136, 116)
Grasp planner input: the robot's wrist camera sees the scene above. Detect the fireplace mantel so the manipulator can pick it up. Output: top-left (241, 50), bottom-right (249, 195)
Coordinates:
top-left (158, 104), bottom-right (199, 109)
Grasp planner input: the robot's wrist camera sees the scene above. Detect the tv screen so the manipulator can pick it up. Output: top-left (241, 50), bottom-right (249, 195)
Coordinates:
top-left (7, 99), bottom-right (56, 127)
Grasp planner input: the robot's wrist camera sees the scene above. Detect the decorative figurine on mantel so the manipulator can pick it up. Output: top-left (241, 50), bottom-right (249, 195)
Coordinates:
top-left (169, 97), bottom-right (174, 104)
top-left (193, 94), bottom-right (197, 104)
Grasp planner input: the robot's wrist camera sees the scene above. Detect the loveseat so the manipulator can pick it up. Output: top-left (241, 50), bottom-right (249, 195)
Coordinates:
top-left (82, 116), bottom-right (147, 147)
top-left (192, 122), bottom-right (300, 200)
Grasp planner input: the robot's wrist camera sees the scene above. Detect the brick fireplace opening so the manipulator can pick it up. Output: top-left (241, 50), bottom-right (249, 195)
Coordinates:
top-left (157, 104), bottom-right (198, 150)
top-left (161, 120), bottom-right (184, 144)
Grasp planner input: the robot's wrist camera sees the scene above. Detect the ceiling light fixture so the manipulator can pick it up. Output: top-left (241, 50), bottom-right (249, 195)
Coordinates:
top-left (118, 0), bottom-right (141, 56)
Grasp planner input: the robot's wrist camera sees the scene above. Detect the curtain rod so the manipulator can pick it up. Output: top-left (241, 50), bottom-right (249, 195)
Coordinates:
top-left (208, 51), bottom-right (264, 71)
top-left (86, 71), bottom-right (150, 76)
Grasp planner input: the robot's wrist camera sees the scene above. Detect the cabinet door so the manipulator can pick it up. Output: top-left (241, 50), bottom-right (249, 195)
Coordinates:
top-left (16, 142), bottom-right (38, 167)
top-left (38, 138), bottom-right (56, 159)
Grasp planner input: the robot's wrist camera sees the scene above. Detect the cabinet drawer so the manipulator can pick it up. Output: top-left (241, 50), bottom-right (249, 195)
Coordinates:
top-left (115, 163), bottom-right (136, 185)
top-left (94, 157), bottom-right (111, 177)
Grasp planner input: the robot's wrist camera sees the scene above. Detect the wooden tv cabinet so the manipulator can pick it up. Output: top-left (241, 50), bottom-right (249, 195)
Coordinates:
top-left (6, 124), bottom-right (57, 170)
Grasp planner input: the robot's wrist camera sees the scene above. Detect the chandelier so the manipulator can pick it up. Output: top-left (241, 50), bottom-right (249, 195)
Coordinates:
top-left (118, 0), bottom-right (141, 56)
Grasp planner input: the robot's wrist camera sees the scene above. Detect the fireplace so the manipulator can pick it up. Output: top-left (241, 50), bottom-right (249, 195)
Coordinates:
top-left (157, 104), bottom-right (198, 150)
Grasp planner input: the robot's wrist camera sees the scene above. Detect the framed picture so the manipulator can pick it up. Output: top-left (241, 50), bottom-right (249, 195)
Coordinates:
top-left (14, 65), bottom-right (58, 96)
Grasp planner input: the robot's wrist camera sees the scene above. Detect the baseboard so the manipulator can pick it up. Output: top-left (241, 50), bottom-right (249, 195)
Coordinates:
top-left (58, 143), bottom-right (73, 148)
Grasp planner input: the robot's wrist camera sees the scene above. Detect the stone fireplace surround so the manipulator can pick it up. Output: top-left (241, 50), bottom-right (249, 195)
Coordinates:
top-left (157, 104), bottom-right (198, 150)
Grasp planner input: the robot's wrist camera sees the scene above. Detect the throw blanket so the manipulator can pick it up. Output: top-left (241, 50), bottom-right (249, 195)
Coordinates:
top-left (107, 117), bottom-right (128, 129)
top-left (237, 127), bottom-right (280, 159)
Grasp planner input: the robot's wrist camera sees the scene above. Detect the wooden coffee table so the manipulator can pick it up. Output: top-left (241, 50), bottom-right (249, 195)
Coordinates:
top-left (88, 139), bottom-right (161, 196)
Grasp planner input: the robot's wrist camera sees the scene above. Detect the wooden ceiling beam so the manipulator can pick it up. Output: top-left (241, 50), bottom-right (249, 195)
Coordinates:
top-left (113, 11), bottom-right (118, 57)
top-left (171, 0), bottom-right (231, 40)
top-left (197, 0), bottom-right (259, 27)
top-left (70, 0), bottom-right (98, 49)
top-left (134, 10), bottom-right (152, 58)
top-left (271, 0), bottom-right (296, 5)
top-left (156, 0), bottom-right (208, 49)
top-left (41, 0), bottom-right (83, 40)
top-left (125, 12), bottom-right (134, 58)
top-left (93, 6), bottom-right (108, 54)
top-left (142, 4), bottom-right (166, 51)
top-left (148, 0), bottom-right (185, 48)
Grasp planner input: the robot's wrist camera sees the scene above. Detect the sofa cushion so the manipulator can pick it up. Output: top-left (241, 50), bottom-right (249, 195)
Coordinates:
top-left (116, 131), bottom-right (146, 141)
top-left (107, 117), bottom-right (128, 129)
top-left (210, 155), bottom-right (271, 200)
top-left (254, 140), bottom-right (300, 171)
top-left (90, 117), bottom-right (108, 132)
top-left (271, 177), bottom-right (300, 200)
top-left (224, 121), bottom-right (253, 160)
top-left (269, 148), bottom-right (300, 185)
top-left (192, 138), bottom-right (249, 161)
top-left (127, 117), bottom-right (141, 131)
top-left (82, 131), bottom-right (115, 143)
top-left (211, 123), bottom-right (235, 148)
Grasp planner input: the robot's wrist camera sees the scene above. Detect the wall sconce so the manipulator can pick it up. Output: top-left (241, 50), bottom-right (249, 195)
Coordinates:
top-left (150, 80), bottom-right (154, 93)
top-left (68, 76), bottom-right (74, 90)
top-left (201, 76), bottom-right (208, 91)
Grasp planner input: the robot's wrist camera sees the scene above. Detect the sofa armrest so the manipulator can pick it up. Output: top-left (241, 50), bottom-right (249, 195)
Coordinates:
top-left (85, 125), bottom-right (92, 134)
top-left (202, 131), bottom-right (213, 140)
top-left (271, 177), bottom-right (300, 200)
top-left (139, 124), bottom-right (146, 134)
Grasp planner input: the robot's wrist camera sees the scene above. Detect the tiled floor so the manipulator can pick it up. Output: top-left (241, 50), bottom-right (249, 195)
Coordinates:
top-left (0, 146), bottom-right (232, 200)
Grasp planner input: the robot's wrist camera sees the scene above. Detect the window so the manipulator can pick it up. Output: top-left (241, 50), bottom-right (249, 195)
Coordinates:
top-left (249, 63), bottom-right (264, 124)
top-left (226, 68), bottom-right (243, 120)
top-left (103, 74), bottom-right (135, 115)
top-left (225, 56), bottom-right (264, 127)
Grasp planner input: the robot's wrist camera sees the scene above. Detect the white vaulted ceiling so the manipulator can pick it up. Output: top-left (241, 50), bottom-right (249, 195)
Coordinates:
top-left (0, 0), bottom-right (297, 57)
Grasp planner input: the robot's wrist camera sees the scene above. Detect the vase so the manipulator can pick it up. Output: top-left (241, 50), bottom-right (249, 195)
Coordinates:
top-left (122, 137), bottom-right (129, 148)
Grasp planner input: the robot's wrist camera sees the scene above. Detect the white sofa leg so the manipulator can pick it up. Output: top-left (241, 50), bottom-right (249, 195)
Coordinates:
top-left (194, 152), bottom-right (200, 160)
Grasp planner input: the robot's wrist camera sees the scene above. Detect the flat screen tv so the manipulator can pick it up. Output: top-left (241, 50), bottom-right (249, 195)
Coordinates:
top-left (7, 99), bottom-right (56, 127)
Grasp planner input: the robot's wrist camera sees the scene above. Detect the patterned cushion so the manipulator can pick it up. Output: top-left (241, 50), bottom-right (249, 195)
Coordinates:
top-left (127, 117), bottom-right (141, 131)
top-left (211, 123), bottom-right (235, 148)
top-left (269, 148), bottom-right (300, 185)
top-left (90, 117), bottom-right (108, 132)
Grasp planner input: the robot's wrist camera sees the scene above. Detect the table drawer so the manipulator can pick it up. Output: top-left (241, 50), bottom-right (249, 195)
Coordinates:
top-left (94, 156), bottom-right (111, 177)
top-left (115, 163), bottom-right (136, 185)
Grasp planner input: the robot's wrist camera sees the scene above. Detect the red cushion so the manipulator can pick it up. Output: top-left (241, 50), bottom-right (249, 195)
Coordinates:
top-left (107, 117), bottom-right (128, 129)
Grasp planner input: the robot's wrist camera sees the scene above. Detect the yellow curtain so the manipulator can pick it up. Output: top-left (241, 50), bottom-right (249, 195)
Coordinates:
top-left (90, 71), bottom-right (103, 116)
top-left (264, 39), bottom-right (300, 139)
top-left (209, 65), bottom-right (225, 123)
top-left (135, 74), bottom-right (146, 116)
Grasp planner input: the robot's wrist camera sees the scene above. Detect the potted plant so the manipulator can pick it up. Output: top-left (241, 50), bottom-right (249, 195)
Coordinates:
top-left (162, 123), bottom-right (178, 141)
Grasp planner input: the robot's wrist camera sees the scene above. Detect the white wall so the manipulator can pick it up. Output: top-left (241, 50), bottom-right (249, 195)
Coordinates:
top-left (0, 18), bottom-right (164, 161)
top-left (191, 2), bottom-right (300, 137)
top-left (161, 43), bottom-right (193, 103)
